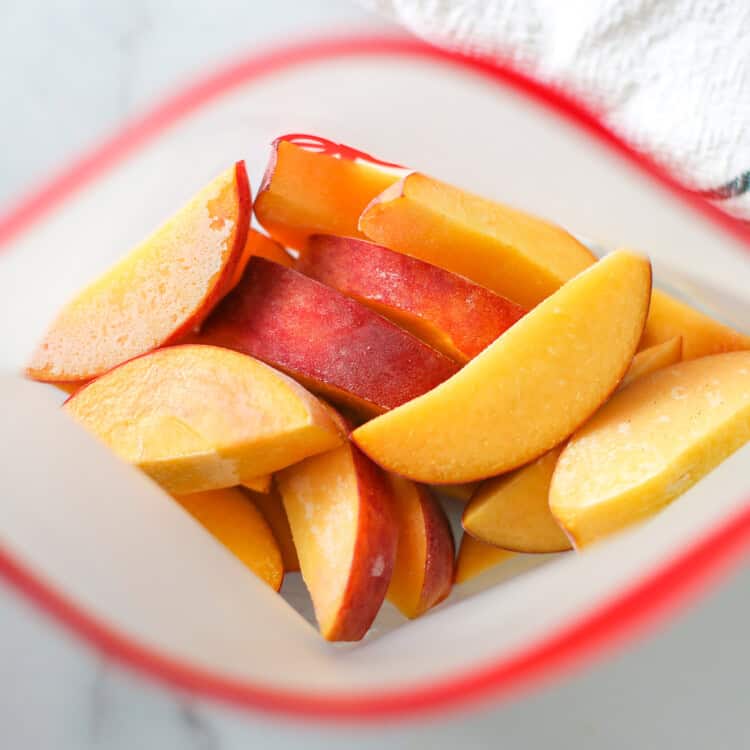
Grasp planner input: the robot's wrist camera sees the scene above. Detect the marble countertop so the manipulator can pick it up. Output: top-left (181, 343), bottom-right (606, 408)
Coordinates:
top-left (2, 2), bottom-right (749, 747)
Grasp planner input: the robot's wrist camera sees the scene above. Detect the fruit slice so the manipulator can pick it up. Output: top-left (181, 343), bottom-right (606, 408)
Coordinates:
top-left (386, 477), bottom-right (454, 619)
top-left (240, 475), bottom-right (272, 493)
top-left (230, 228), bottom-right (292, 288)
top-left (299, 235), bottom-right (525, 362)
top-left (454, 534), bottom-right (514, 585)
top-left (550, 351), bottom-right (750, 547)
top-left (254, 135), bottom-right (401, 250)
top-left (172, 487), bottom-right (283, 590)
top-left (624, 335), bottom-right (682, 385)
top-left (641, 289), bottom-right (750, 360)
top-left (359, 172), bottom-right (596, 309)
top-left (277, 442), bottom-right (397, 641)
top-left (464, 449), bottom-right (569, 553)
top-left (64, 345), bottom-right (344, 494)
top-left (28, 163), bottom-right (251, 382)
top-left (250, 486), bottom-right (299, 572)
top-left (195, 257), bottom-right (459, 415)
top-left (353, 251), bottom-right (652, 483)
top-left (463, 337), bottom-right (684, 553)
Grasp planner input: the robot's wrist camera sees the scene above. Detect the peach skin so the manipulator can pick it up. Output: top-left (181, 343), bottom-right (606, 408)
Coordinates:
top-left (64, 345), bottom-right (344, 494)
top-left (353, 251), bottom-right (652, 483)
top-left (386, 476), bottom-right (454, 619)
top-left (359, 172), bottom-right (596, 309)
top-left (28, 163), bottom-right (251, 382)
top-left (299, 235), bottom-right (525, 362)
top-left (254, 136), bottom-right (401, 250)
top-left (277, 442), bottom-right (397, 641)
top-left (194, 257), bottom-right (459, 416)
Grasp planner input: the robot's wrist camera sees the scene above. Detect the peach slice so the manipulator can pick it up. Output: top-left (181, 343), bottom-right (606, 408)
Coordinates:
top-left (359, 172), bottom-right (596, 309)
top-left (353, 251), bottom-right (652, 483)
top-left (276, 442), bottom-right (397, 641)
top-left (230, 228), bottom-right (292, 288)
top-left (550, 351), bottom-right (750, 547)
top-left (464, 449), bottom-right (570, 554)
top-left (386, 476), bottom-right (454, 619)
top-left (455, 534), bottom-right (514, 585)
top-left (240, 475), bottom-right (272, 493)
top-left (173, 487), bottom-right (283, 590)
top-left (250, 486), bottom-right (299, 572)
top-left (641, 289), bottom-right (750, 360)
top-left (462, 337), bottom-right (683, 553)
top-left (624, 335), bottom-right (682, 385)
top-left (28, 163), bottom-right (251, 383)
top-left (195, 257), bottom-right (459, 416)
top-left (64, 345), bottom-right (344, 494)
top-left (299, 235), bottom-right (525, 362)
top-left (254, 136), bottom-right (401, 250)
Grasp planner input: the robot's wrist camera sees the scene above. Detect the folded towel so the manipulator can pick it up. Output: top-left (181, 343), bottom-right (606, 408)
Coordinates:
top-left (365, 0), bottom-right (750, 220)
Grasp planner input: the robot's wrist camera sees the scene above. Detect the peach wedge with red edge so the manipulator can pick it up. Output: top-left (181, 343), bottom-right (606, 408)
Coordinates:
top-left (550, 351), bottom-right (750, 548)
top-left (276, 442), bottom-right (397, 641)
top-left (640, 289), bottom-right (750, 360)
top-left (64, 344), bottom-right (344, 494)
top-left (359, 172), bottom-right (596, 309)
top-left (462, 337), bottom-right (683, 554)
top-left (299, 235), bottom-right (525, 362)
top-left (353, 251), bottom-right (652, 484)
top-left (27, 163), bottom-right (251, 383)
top-left (254, 136), bottom-right (401, 251)
top-left (386, 476), bottom-right (454, 619)
top-left (250, 485), bottom-right (300, 572)
top-left (455, 534), bottom-right (515, 585)
top-left (195, 257), bottom-right (459, 416)
top-left (172, 488), bottom-right (283, 591)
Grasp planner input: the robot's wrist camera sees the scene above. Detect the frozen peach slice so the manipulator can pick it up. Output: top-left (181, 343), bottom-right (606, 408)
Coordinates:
top-left (386, 476), bottom-right (454, 619)
top-left (624, 335), bottom-right (682, 385)
top-left (173, 487), bottom-right (283, 590)
top-left (550, 351), bottom-right (750, 547)
top-left (359, 172), bottom-right (596, 309)
top-left (28, 163), bottom-right (251, 382)
top-left (463, 337), bottom-right (683, 553)
top-left (464, 449), bottom-right (569, 554)
top-left (299, 235), bottom-right (525, 362)
top-left (254, 136), bottom-right (401, 250)
top-left (64, 345), bottom-right (344, 494)
top-left (277, 442), bottom-right (397, 641)
top-left (641, 289), bottom-right (750, 360)
top-left (230, 228), bottom-right (292, 288)
top-left (454, 534), bottom-right (515, 585)
top-left (353, 251), bottom-right (651, 483)
top-left (195, 257), bottom-right (459, 416)
top-left (250, 486), bottom-right (299, 572)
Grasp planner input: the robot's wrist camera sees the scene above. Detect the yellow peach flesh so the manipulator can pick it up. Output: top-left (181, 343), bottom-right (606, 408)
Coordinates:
top-left (550, 351), bottom-right (750, 546)
top-left (353, 251), bottom-right (652, 483)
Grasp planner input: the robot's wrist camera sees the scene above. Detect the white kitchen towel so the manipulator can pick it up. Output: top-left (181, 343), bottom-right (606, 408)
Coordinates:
top-left (364, 0), bottom-right (750, 220)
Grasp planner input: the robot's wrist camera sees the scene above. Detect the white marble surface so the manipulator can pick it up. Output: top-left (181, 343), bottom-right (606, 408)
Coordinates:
top-left (2, 2), bottom-right (750, 747)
